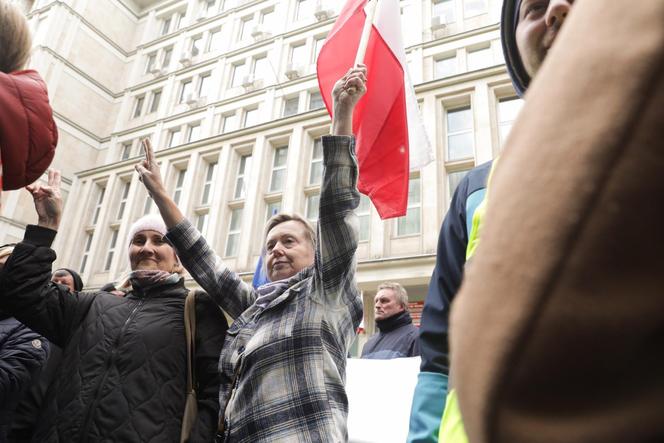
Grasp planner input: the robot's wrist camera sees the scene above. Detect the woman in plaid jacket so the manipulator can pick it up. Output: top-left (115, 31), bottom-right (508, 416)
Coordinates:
top-left (136, 66), bottom-right (368, 442)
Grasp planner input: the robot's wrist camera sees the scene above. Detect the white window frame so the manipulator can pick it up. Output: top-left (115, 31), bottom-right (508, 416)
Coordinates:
top-left (269, 146), bottom-right (288, 192)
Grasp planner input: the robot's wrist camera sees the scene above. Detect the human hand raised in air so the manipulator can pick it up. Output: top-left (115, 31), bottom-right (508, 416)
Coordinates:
top-left (26, 169), bottom-right (62, 231)
top-left (134, 138), bottom-right (185, 229)
top-left (331, 64), bottom-right (367, 136)
top-left (135, 138), bottom-right (167, 200)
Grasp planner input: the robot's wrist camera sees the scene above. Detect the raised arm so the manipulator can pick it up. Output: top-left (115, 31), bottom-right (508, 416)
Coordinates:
top-left (314, 66), bottom-right (365, 298)
top-left (135, 140), bottom-right (255, 318)
top-left (0, 171), bottom-right (93, 347)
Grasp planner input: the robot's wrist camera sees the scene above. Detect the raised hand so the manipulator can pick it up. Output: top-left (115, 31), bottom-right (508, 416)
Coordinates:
top-left (135, 139), bottom-right (166, 199)
top-left (26, 169), bottom-right (63, 231)
top-left (331, 64), bottom-right (367, 136)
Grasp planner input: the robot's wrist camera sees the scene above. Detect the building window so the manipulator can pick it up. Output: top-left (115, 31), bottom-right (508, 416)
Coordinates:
top-left (120, 142), bottom-right (133, 160)
top-left (222, 113), bottom-right (238, 132)
top-left (133, 95), bottom-right (145, 118)
top-left (179, 79), bottom-right (193, 103)
top-left (191, 35), bottom-right (204, 57)
top-left (464, 0), bottom-right (488, 17)
top-left (173, 168), bottom-right (187, 205)
top-left (201, 161), bottom-right (218, 205)
top-left (174, 11), bottom-right (186, 30)
top-left (91, 185), bottom-right (106, 225)
top-left (497, 97), bottom-right (524, 144)
top-left (225, 208), bottom-right (243, 256)
top-left (234, 154), bottom-right (252, 199)
top-left (162, 47), bottom-right (173, 69)
top-left (290, 43), bottom-right (307, 67)
top-left (283, 96), bottom-right (299, 117)
top-left (396, 176), bottom-right (421, 236)
top-left (143, 194), bottom-right (153, 215)
top-left (309, 137), bottom-right (324, 185)
top-left (433, 0), bottom-right (455, 24)
top-left (239, 15), bottom-right (255, 41)
top-left (168, 128), bottom-right (182, 148)
top-left (243, 107), bottom-right (259, 128)
top-left (467, 46), bottom-right (492, 71)
top-left (266, 200), bottom-right (281, 220)
top-left (269, 146), bottom-right (288, 192)
top-left (116, 181), bottom-right (130, 220)
top-left (148, 89), bottom-right (162, 114)
top-left (196, 212), bottom-right (209, 236)
top-left (305, 193), bottom-right (320, 222)
top-left (231, 62), bottom-right (247, 88)
top-left (357, 194), bottom-right (371, 242)
top-left (80, 233), bottom-right (93, 273)
top-left (295, 0), bottom-right (313, 21)
top-left (104, 229), bottom-right (119, 271)
top-left (145, 53), bottom-right (157, 73)
top-left (187, 123), bottom-right (201, 143)
top-left (309, 91), bottom-right (324, 110)
top-left (313, 37), bottom-right (325, 62)
top-left (252, 55), bottom-right (269, 79)
top-left (435, 55), bottom-right (457, 78)
top-left (207, 28), bottom-right (222, 52)
top-left (448, 169), bottom-right (470, 199)
top-left (160, 15), bottom-right (172, 36)
top-left (202, 0), bottom-right (216, 16)
top-left (446, 107), bottom-right (474, 161)
top-left (260, 9), bottom-right (275, 28)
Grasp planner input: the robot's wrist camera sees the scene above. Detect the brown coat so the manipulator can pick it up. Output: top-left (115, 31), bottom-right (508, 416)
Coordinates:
top-left (450, 1), bottom-right (664, 442)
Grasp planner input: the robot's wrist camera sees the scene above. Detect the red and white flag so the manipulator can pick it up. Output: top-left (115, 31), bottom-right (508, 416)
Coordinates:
top-left (317, 0), bottom-right (432, 219)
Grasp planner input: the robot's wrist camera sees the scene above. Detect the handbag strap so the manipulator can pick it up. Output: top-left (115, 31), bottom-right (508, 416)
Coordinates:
top-left (184, 291), bottom-right (197, 393)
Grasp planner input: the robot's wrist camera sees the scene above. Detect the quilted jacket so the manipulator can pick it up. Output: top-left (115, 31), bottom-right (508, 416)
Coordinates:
top-left (0, 312), bottom-right (49, 442)
top-left (0, 226), bottom-right (227, 443)
top-left (0, 70), bottom-right (58, 190)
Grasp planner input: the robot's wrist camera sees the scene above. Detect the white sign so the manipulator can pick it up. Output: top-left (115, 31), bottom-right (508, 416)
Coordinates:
top-left (346, 357), bottom-right (421, 442)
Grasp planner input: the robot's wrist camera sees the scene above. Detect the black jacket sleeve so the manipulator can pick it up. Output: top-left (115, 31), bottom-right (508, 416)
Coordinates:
top-left (0, 225), bottom-right (94, 348)
top-left (418, 177), bottom-right (471, 374)
top-left (187, 291), bottom-right (228, 443)
top-left (0, 320), bottom-right (49, 406)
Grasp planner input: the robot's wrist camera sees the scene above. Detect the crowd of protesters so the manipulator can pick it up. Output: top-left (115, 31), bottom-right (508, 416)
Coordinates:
top-left (2, 0), bottom-right (663, 442)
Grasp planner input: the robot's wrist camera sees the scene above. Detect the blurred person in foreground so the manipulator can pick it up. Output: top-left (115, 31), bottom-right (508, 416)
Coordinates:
top-left (0, 0), bottom-right (57, 209)
top-left (407, 1), bottom-right (578, 441)
top-left (449, 0), bottom-right (664, 442)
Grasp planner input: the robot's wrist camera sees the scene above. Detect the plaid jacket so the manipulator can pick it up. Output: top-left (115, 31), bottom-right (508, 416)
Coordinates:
top-left (167, 135), bottom-right (363, 442)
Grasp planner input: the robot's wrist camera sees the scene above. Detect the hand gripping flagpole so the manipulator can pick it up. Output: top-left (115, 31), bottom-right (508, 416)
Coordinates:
top-left (347, 0), bottom-right (378, 95)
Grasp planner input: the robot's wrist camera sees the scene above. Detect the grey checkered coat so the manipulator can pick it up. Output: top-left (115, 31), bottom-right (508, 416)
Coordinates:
top-left (166, 136), bottom-right (363, 442)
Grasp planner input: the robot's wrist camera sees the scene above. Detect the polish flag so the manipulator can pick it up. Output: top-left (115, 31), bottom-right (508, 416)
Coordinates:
top-left (317, 0), bottom-right (432, 219)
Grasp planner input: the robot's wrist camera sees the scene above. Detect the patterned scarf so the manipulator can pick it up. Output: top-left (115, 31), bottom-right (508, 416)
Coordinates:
top-left (254, 278), bottom-right (292, 308)
top-left (129, 270), bottom-right (180, 291)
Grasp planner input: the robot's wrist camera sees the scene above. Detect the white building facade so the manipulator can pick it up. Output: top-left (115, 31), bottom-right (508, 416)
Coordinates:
top-left (5, 0), bottom-right (523, 352)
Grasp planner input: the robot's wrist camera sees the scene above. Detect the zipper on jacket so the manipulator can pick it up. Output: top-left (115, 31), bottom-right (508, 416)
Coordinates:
top-left (78, 297), bottom-right (147, 443)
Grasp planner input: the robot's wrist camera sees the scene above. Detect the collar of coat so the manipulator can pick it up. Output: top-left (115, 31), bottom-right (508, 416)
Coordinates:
top-left (376, 310), bottom-right (413, 333)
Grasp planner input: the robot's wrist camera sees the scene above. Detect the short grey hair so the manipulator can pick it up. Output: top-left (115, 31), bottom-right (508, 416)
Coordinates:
top-left (264, 213), bottom-right (316, 248)
top-left (377, 282), bottom-right (409, 310)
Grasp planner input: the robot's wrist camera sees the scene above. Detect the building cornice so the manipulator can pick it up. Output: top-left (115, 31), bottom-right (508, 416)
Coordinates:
top-left (74, 107), bottom-right (331, 178)
top-left (37, 46), bottom-right (122, 100)
top-left (29, 1), bottom-right (135, 57)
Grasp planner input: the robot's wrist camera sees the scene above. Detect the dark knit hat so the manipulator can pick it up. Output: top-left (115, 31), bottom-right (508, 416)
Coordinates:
top-left (54, 268), bottom-right (84, 291)
top-left (501, 0), bottom-right (530, 97)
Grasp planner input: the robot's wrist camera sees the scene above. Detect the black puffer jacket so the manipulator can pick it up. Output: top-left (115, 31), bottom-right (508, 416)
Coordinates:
top-left (0, 312), bottom-right (49, 442)
top-left (0, 226), bottom-right (227, 443)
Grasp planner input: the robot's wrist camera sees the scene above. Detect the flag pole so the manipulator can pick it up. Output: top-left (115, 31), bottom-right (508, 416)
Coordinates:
top-left (347, 0), bottom-right (378, 94)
